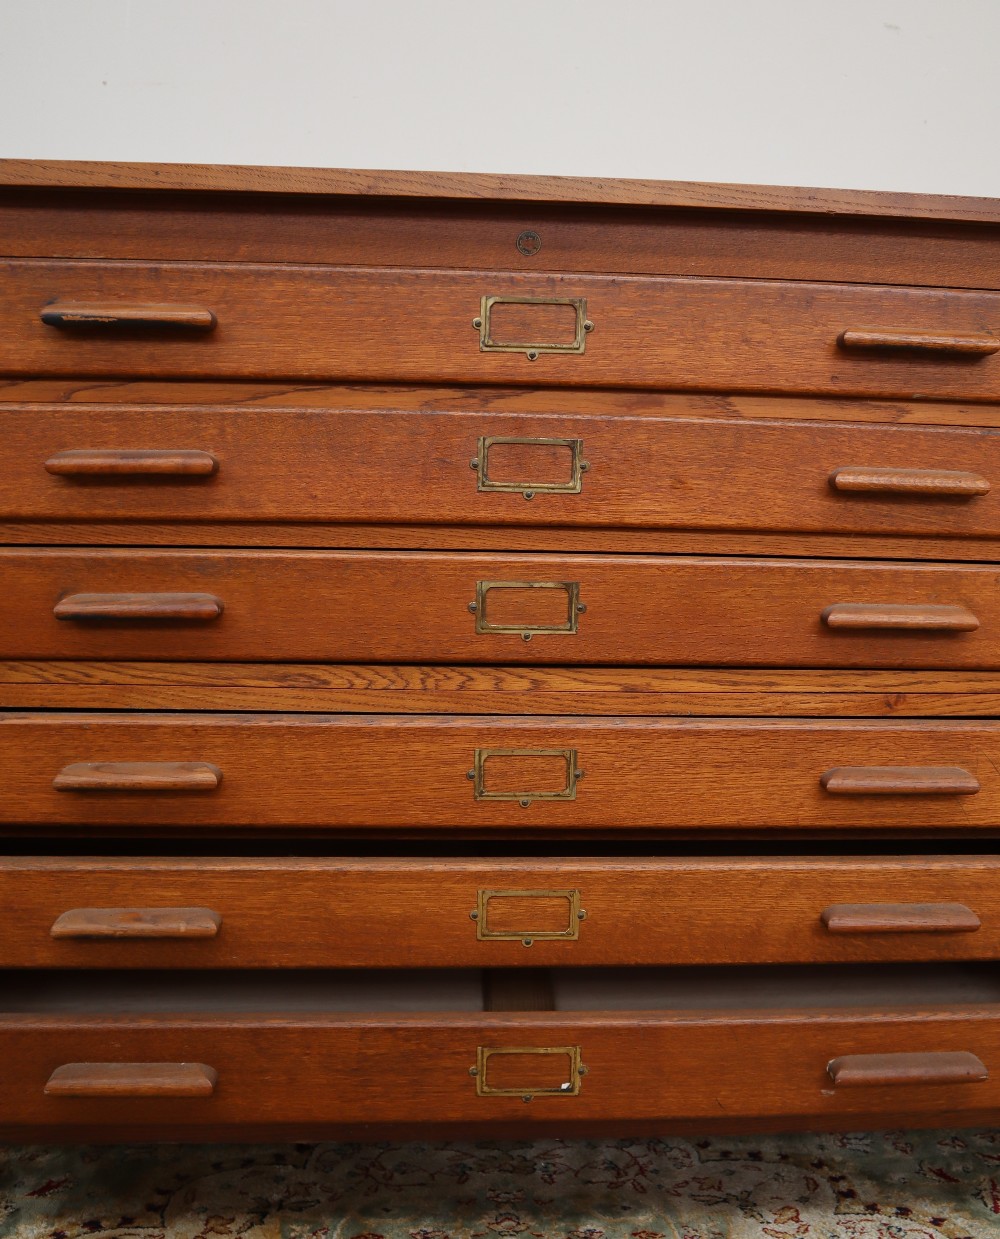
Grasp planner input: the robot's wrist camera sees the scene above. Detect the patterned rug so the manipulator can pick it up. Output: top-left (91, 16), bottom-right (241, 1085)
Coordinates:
top-left (1, 1130), bottom-right (998, 1238)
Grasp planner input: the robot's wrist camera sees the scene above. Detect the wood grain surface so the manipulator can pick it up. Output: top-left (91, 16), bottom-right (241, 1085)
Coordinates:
top-left (2, 855), bottom-right (1000, 968)
top-left (4, 260), bottom-right (1000, 399)
top-left (3, 191), bottom-right (998, 290)
top-left (3, 548), bottom-right (1000, 667)
top-left (3, 662), bottom-right (1000, 717)
top-left (8, 405), bottom-right (1000, 541)
top-left (0, 1004), bottom-right (998, 1131)
top-left (3, 712), bottom-right (1000, 830)
top-left (1, 160), bottom-right (998, 224)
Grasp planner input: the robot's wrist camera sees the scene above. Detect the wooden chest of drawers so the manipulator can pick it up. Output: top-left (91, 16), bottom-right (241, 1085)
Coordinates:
top-left (2, 160), bottom-right (1000, 1142)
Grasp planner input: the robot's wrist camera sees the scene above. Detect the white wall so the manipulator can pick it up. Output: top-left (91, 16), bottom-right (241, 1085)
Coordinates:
top-left (2, 0), bottom-right (999, 196)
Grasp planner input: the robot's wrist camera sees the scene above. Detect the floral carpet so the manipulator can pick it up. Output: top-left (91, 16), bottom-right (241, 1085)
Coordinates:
top-left (1, 1130), bottom-right (998, 1238)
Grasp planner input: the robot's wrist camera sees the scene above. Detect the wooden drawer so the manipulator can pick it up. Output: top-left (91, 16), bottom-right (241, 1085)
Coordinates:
top-left (5, 712), bottom-right (1000, 831)
top-left (1, 965), bottom-right (999, 1138)
top-left (3, 260), bottom-right (1000, 400)
top-left (4, 855), bottom-right (1000, 968)
top-left (4, 549), bottom-right (1000, 668)
top-left (7, 405), bottom-right (1000, 541)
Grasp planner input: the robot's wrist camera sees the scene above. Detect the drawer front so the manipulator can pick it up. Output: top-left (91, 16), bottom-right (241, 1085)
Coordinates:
top-left (3, 549), bottom-right (1000, 668)
top-left (4, 856), bottom-right (1000, 967)
top-left (4, 260), bottom-right (1000, 400)
top-left (1, 1010), bottom-right (998, 1133)
top-left (7, 405), bottom-right (1000, 540)
top-left (4, 713), bottom-right (1000, 830)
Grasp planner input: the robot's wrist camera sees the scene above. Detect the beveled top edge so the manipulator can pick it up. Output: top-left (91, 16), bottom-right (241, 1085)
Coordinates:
top-left (0, 160), bottom-right (998, 224)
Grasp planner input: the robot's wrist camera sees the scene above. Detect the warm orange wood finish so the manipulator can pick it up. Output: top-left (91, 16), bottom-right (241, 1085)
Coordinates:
top-left (826, 1051), bottom-right (988, 1087)
top-left (3, 713), bottom-right (1000, 831)
top-left (3, 160), bottom-right (998, 224)
top-left (820, 903), bottom-right (982, 934)
top-left (5, 164), bottom-right (1000, 1138)
top-left (44, 1061), bottom-right (218, 1097)
top-left (39, 303), bottom-right (217, 331)
top-left (50, 906), bottom-right (222, 940)
top-left (7, 406), bottom-right (1000, 542)
top-left (51, 761), bottom-right (222, 792)
top-left (44, 448), bottom-right (219, 476)
top-left (9, 662), bottom-right (1000, 717)
top-left (821, 603), bottom-right (980, 631)
top-left (2, 856), bottom-right (1000, 968)
top-left (828, 467), bottom-right (992, 496)
top-left (838, 330), bottom-right (1000, 355)
top-left (5, 381), bottom-right (1000, 427)
top-left (819, 766), bottom-right (981, 794)
top-left (4, 549), bottom-right (1000, 667)
top-left (3, 192), bottom-right (999, 290)
top-left (2, 1006), bottom-right (999, 1134)
top-left (53, 592), bottom-right (223, 621)
top-left (3, 261), bottom-right (1000, 399)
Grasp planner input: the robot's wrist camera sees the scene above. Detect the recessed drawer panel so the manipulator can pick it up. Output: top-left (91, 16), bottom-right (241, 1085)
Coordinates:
top-left (4, 260), bottom-right (1000, 399)
top-left (6, 406), bottom-right (1000, 542)
top-left (1, 965), bottom-right (999, 1138)
top-left (3, 548), bottom-right (1000, 667)
top-left (4, 712), bottom-right (1000, 831)
top-left (4, 855), bottom-right (1000, 968)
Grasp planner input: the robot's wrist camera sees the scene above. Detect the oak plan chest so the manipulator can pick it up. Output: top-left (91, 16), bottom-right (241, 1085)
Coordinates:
top-left (2, 160), bottom-right (1000, 1141)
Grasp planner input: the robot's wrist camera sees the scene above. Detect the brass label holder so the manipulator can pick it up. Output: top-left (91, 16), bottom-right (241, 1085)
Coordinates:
top-left (472, 1046), bottom-right (585, 1099)
top-left (472, 435), bottom-right (588, 499)
top-left (471, 580), bottom-right (583, 639)
top-left (471, 747), bottom-right (581, 805)
top-left (474, 888), bottom-right (584, 944)
top-left (473, 295), bottom-right (594, 360)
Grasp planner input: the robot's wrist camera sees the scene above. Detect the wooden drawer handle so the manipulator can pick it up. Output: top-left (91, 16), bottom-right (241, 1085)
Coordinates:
top-left (830, 467), bottom-right (990, 497)
top-left (838, 329), bottom-right (1000, 356)
top-left (821, 902), bottom-right (982, 933)
top-left (827, 1051), bottom-right (988, 1088)
top-left (54, 592), bottom-right (223, 621)
top-left (51, 906), bottom-right (222, 939)
top-left (40, 303), bottom-right (217, 331)
top-left (45, 449), bottom-right (218, 477)
top-left (45, 1062), bottom-right (217, 1097)
top-left (820, 765), bottom-right (979, 795)
top-left (53, 761), bottom-right (222, 792)
top-left (822, 603), bottom-right (979, 631)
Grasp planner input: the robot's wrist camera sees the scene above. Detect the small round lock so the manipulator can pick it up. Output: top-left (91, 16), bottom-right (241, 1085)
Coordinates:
top-left (516, 230), bottom-right (542, 257)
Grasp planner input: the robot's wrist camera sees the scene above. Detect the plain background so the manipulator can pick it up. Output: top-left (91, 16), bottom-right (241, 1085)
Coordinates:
top-left (1, 0), bottom-right (999, 196)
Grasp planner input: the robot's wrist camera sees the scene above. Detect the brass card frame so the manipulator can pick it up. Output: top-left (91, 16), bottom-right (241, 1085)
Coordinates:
top-left (474, 1045), bottom-right (584, 1097)
top-left (473, 747), bottom-right (580, 804)
top-left (474, 580), bottom-right (581, 636)
top-left (476, 888), bottom-right (582, 941)
top-left (474, 435), bottom-right (587, 495)
top-left (474, 295), bottom-right (593, 359)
